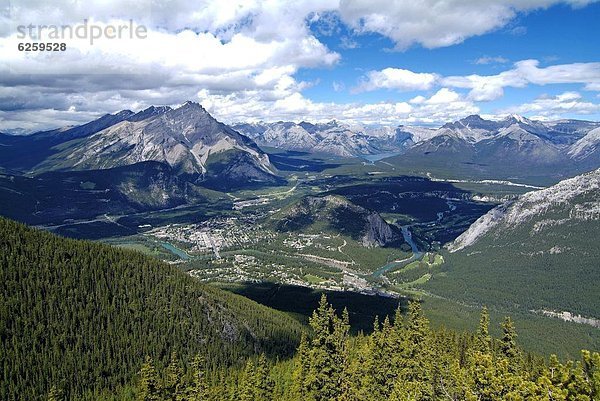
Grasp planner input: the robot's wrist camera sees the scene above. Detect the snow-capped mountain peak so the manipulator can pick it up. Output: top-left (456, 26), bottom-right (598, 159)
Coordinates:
top-left (505, 114), bottom-right (530, 124)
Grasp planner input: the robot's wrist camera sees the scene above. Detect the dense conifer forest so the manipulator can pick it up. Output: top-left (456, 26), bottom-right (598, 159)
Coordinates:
top-left (0, 218), bottom-right (304, 400)
top-left (127, 298), bottom-right (599, 401)
top-left (1, 217), bottom-right (599, 400)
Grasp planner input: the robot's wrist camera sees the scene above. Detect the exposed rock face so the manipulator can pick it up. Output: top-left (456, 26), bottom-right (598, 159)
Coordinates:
top-left (46, 102), bottom-right (273, 177)
top-left (362, 212), bottom-right (397, 247)
top-left (449, 168), bottom-right (600, 251)
top-left (568, 127), bottom-right (600, 161)
top-left (274, 195), bottom-right (400, 247)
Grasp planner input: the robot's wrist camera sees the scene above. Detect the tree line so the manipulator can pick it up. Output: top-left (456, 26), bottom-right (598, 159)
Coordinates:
top-left (79, 296), bottom-right (599, 401)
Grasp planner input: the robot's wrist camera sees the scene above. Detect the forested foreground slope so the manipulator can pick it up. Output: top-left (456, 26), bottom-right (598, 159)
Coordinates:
top-left (0, 218), bottom-right (304, 400)
top-left (127, 298), bottom-right (600, 401)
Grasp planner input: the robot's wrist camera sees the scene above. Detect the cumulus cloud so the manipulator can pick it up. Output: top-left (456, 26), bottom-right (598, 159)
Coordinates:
top-left (354, 68), bottom-right (439, 92)
top-left (500, 91), bottom-right (600, 120)
top-left (0, 1), bottom-right (342, 131)
top-left (195, 87), bottom-right (478, 127)
top-left (1, 0), bottom-right (599, 131)
top-left (337, 0), bottom-right (599, 50)
top-left (358, 60), bottom-right (600, 101)
top-left (443, 59), bottom-right (600, 101)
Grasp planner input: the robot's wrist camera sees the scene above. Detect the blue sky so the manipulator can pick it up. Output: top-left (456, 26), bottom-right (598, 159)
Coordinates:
top-left (300, 3), bottom-right (600, 117)
top-left (0, 0), bottom-right (599, 132)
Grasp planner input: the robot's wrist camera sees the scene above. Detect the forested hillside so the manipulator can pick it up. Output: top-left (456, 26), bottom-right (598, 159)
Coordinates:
top-left (0, 218), bottom-right (304, 401)
top-left (430, 168), bottom-right (600, 318)
top-left (127, 297), bottom-right (600, 401)
top-left (2, 218), bottom-right (599, 401)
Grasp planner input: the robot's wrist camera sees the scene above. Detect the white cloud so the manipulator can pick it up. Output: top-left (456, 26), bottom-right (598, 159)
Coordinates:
top-left (0, 108), bottom-right (100, 133)
top-left (194, 87), bottom-right (478, 127)
top-left (355, 68), bottom-right (439, 92)
top-left (474, 56), bottom-right (509, 65)
top-left (0, 1), bottom-right (342, 131)
top-left (500, 91), bottom-right (600, 119)
top-left (409, 96), bottom-right (427, 105)
top-left (509, 26), bottom-right (528, 36)
top-left (443, 59), bottom-right (600, 101)
top-left (426, 88), bottom-right (460, 104)
top-left (332, 81), bottom-right (345, 92)
top-left (339, 35), bottom-right (359, 49)
top-left (0, 1), bottom-right (599, 132)
top-left (337, 0), bottom-right (599, 49)
top-left (357, 60), bottom-right (600, 101)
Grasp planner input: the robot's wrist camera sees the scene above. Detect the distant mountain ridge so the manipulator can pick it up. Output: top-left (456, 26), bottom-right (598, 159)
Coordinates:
top-left (233, 115), bottom-right (600, 163)
top-left (232, 120), bottom-right (395, 157)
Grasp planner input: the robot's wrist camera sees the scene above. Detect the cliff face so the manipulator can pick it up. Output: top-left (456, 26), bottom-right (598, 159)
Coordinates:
top-left (274, 195), bottom-right (401, 247)
top-left (362, 212), bottom-right (397, 247)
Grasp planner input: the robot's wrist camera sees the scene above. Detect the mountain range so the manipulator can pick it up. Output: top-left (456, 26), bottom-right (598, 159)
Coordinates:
top-left (234, 115), bottom-right (600, 162)
top-left (0, 102), bottom-right (280, 190)
top-left (2, 103), bottom-right (600, 181)
top-left (232, 120), bottom-right (398, 157)
top-left (234, 115), bottom-right (600, 183)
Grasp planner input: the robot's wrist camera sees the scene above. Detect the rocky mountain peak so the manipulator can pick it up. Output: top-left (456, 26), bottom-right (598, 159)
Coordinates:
top-left (114, 110), bottom-right (135, 119)
top-left (178, 100), bottom-right (204, 110)
top-left (441, 114), bottom-right (503, 136)
top-left (128, 105), bottom-right (172, 122)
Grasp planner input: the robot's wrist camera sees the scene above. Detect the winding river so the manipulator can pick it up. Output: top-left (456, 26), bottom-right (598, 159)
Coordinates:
top-left (372, 200), bottom-right (455, 277)
top-left (160, 242), bottom-right (191, 260)
top-left (372, 226), bottom-right (423, 277)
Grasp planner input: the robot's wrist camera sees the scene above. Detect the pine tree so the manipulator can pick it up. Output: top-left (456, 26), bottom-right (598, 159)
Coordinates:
top-left (255, 354), bottom-right (273, 401)
top-left (406, 301), bottom-right (429, 349)
top-left (164, 352), bottom-right (184, 400)
top-left (468, 352), bottom-right (504, 401)
top-left (187, 354), bottom-right (207, 401)
top-left (138, 356), bottom-right (160, 401)
top-left (239, 359), bottom-right (257, 401)
top-left (581, 351), bottom-right (600, 399)
top-left (47, 385), bottom-right (63, 401)
top-left (392, 301), bottom-right (434, 400)
top-left (291, 334), bottom-right (310, 401)
top-left (500, 317), bottom-right (520, 364)
top-left (476, 306), bottom-right (492, 353)
top-left (305, 294), bottom-right (349, 401)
